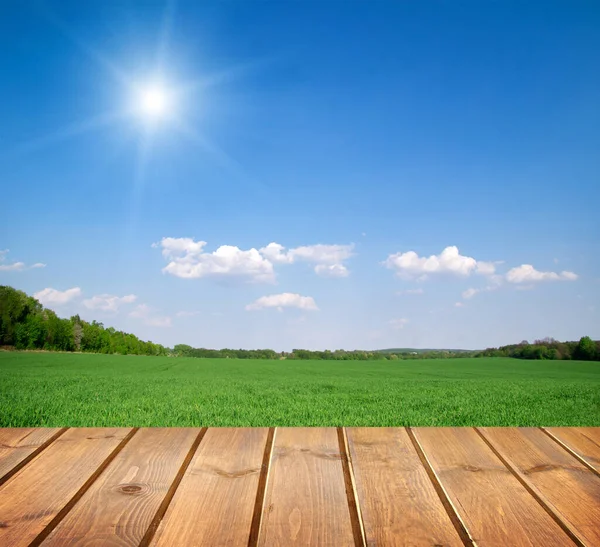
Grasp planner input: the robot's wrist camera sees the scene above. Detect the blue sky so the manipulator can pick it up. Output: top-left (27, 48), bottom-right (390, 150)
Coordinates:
top-left (1, 0), bottom-right (598, 350)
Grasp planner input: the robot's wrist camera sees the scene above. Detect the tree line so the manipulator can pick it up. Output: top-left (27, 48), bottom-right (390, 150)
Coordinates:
top-left (1, 285), bottom-right (598, 361)
top-left (0, 286), bottom-right (167, 356)
top-left (473, 337), bottom-right (599, 361)
top-left (172, 344), bottom-right (469, 360)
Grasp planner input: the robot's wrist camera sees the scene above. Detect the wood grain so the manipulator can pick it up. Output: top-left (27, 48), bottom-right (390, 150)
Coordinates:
top-left (480, 427), bottom-right (600, 546)
top-left (0, 428), bottom-right (64, 484)
top-left (347, 427), bottom-right (465, 546)
top-left (0, 427), bottom-right (132, 547)
top-left (545, 427), bottom-right (600, 474)
top-left (413, 427), bottom-right (576, 546)
top-left (259, 427), bottom-right (357, 546)
top-left (40, 428), bottom-right (200, 547)
top-left (150, 428), bottom-right (269, 547)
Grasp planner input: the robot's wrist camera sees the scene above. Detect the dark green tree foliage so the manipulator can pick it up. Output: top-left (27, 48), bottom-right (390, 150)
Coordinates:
top-left (475, 336), bottom-right (599, 361)
top-left (0, 286), bottom-right (167, 356)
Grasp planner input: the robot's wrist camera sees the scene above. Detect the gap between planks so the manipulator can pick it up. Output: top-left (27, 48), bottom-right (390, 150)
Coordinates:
top-left (247, 427), bottom-right (276, 547)
top-left (337, 427), bottom-right (367, 547)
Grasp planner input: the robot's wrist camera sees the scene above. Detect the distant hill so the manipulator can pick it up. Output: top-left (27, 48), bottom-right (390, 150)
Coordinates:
top-left (376, 348), bottom-right (474, 354)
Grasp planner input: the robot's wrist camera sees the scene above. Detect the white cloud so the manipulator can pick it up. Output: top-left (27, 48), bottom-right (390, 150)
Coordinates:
top-left (0, 250), bottom-right (46, 271)
top-left (475, 261), bottom-right (497, 276)
top-left (314, 264), bottom-right (349, 278)
top-left (383, 246), bottom-right (496, 280)
top-left (155, 237), bottom-right (275, 283)
top-left (34, 287), bottom-right (82, 306)
top-left (455, 302), bottom-right (464, 308)
top-left (397, 288), bottom-right (424, 296)
top-left (83, 294), bottom-right (137, 312)
top-left (129, 304), bottom-right (172, 327)
top-left (155, 238), bottom-right (355, 281)
top-left (259, 242), bottom-right (354, 277)
top-left (289, 244), bottom-right (354, 265)
top-left (505, 264), bottom-right (578, 284)
top-left (389, 318), bottom-right (409, 330)
top-left (258, 243), bottom-right (295, 264)
top-left (245, 293), bottom-right (319, 312)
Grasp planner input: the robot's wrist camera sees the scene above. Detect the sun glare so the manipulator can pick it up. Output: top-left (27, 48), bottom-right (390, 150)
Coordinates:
top-left (138, 84), bottom-right (170, 119)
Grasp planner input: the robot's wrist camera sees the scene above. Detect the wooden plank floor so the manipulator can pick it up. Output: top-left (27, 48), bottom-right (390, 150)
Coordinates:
top-left (0, 428), bottom-right (598, 546)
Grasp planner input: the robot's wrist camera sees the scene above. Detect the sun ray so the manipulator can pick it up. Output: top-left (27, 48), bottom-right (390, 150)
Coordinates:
top-left (171, 115), bottom-right (269, 196)
top-left (38, 5), bottom-right (133, 89)
top-left (155, 0), bottom-right (177, 73)
top-left (177, 54), bottom-right (282, 96)
top-left (4, 111), bottom-right (128, 160)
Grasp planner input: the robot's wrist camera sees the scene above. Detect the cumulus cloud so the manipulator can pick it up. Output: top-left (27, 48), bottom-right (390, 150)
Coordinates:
top-left (155, 237), bottom-right (275, 283)
top-left (258, 243), bottom-right (295, 264)
top-left (83, 294), bottom-right (137, 312)
top-left (505, 264), bottom-right (578, 284)
top-left (0, 249), bottom-right (46, 271)
top-left (383, 246), bottom-right (497, 280)
top-left (155, 238), bottom-right (354, 281)
top-left (34, 287), bottom-right (82, 306)
top-left (129, 304), bottom-right (172, 327)
top-left (258, 242), bottom-right (354, 276)
top-left (245, 293), bottom-right (319, 312)
top-left (389, 318), bottom-right (409, 329)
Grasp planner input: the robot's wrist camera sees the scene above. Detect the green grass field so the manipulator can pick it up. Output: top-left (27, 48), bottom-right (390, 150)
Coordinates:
top-left (1, 351), bottom-right (599, 427)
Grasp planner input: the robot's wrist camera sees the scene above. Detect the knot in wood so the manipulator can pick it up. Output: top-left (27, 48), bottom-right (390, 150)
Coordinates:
top-left (117, 483), bottom-right (143, 494)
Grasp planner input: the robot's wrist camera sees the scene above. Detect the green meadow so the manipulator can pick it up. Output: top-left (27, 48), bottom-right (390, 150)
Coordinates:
top-left (1, 351), bottom-right (598, 427)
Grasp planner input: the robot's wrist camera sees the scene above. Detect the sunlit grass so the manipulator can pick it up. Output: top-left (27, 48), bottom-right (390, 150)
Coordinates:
top-left (1, 352), bottom-right (598, 427)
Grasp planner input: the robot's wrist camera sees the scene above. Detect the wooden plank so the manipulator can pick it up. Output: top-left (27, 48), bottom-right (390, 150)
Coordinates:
top-left (0, 428), bottom-right (64, 484)
top-left (259, 427), bottom-right (357, 546)
top-left (150, 428), bottom-right (269, 547)
top-left (347, 427), bottom-right (466, 546)
top-left (0, 427), bottom-right (133, 547)
top-left (545, 427), bottom-right (600, 474)
top-left (480, 427), bottom-right (600, 546)
top-left (40, 428), bottom-right (200, 547)
top-left (413, 427), bottom-right (576, 546)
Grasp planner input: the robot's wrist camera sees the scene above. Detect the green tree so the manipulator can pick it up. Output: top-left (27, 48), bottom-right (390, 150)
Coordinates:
top-left (575, 336), bottom-right (597, 361)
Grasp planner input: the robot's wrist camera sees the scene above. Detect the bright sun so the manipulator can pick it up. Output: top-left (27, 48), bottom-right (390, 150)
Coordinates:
top-left (139, 85), bottom-right (170, 119)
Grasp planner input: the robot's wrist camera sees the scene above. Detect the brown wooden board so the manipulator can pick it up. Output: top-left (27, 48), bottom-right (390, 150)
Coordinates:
top-left (546, 427), bottom-right (600, 474)
top-left (0, 428), bottom-right (63, 484)
top-left (150, 428), bottom-right (268, 547)
top-left (259, 427), bottom-right (357, 546)
top-left (0, 427), bottom-right (132, 547)
top-left (40, 428), bottom-right (200, 547)
top-left (480, 427), bottom-right (600, 546)
top-left (347, 427), bottom-right (465, 546)
top-left (413, 427), bottom-right (576, 546)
